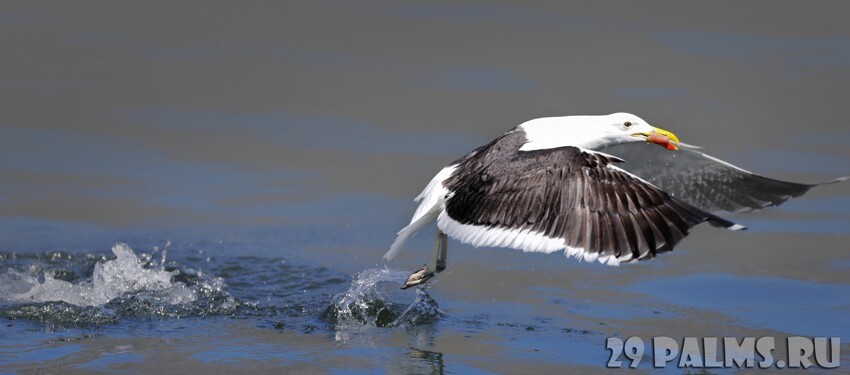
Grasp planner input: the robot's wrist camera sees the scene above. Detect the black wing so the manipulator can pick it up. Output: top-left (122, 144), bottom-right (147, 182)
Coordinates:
top-left (441, 144), bottom-right (741, 264)
top-left (603, 143), bottom-right (845, 214)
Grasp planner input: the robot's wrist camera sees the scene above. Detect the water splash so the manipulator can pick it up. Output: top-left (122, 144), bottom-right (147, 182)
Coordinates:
top-left (325, 268), bottom-right (442, 337)
top-left (0, 243), bottom-right (236, 328)
top-left (1, 243), bottom-right (189, 306)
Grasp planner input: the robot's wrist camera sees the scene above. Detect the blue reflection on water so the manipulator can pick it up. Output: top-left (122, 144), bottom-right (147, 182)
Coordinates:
top-left (77, 352), bottom-right (144, 370)
top-left (777, 196), bottom-right (850, 216)
top-left (191, 343), bottom-right (307, 364)
top-left (0, 344), bottom-right (82, 367)
top-left (630, 273), bottom-right (850, 338)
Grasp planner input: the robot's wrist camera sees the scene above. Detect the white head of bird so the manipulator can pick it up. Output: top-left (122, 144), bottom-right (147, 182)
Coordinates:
top-left (517, 112), bottom-right (680, 152)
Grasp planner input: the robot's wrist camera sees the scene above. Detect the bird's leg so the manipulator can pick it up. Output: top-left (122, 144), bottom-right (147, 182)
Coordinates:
top-left (436, 230), bottom-right (447, 272)
top-left (402, 228), bottom-right (447, 289)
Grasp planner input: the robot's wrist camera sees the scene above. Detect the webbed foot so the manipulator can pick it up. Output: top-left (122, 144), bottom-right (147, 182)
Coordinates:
top-left (401, 264), bottom-right (436, 289)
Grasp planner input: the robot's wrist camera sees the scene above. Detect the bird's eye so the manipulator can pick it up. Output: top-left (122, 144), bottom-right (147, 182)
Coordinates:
top-left (623, 121), bottom-right (633, 128)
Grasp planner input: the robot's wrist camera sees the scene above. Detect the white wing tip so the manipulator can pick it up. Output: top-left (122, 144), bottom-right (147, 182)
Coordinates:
top-left (598, 255), bottom-right (620, 266)
top-left (566, 244), bottom-right (634, 266)
top-left (581, 251), bottom-right (598, 263)
top-left (727, 223), bottom-right (747, 231)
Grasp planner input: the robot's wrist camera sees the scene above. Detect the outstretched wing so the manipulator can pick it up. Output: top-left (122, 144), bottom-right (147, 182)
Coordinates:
top-left (602, 143), bottom-right (845, 214)
top-left (439, 146), bottom-right (742, 265)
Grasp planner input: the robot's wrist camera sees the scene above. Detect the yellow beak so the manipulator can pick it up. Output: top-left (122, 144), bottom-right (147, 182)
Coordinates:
top-left (633, 126), bottom-right (680, 151)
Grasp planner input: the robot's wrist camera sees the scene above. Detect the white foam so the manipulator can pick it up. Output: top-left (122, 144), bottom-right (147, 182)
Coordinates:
top-left (0, 243), bottom-right (196, 307)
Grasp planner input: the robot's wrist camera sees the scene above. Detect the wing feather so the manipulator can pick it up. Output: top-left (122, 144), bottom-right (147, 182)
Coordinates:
top-left (440, 142), bottom-right (742, 265)
top-left (603, 142), bottom-right (842, 214)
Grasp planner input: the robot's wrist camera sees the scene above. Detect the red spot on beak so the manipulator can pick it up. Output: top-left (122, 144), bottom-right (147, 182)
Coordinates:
top-left (647, 133), bottom-right (678, 150)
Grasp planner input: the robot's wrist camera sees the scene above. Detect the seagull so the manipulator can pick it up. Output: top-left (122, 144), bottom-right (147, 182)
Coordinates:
top-left (385, 113), bottom-right (844, 289)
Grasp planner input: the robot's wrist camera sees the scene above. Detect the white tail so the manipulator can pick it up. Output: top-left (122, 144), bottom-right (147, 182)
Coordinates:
top-left (383, 204), bottom-right (441, 260)
top-left (409, 165), bottom-right (457, 224)
top-left (384, 165), bottom-right (457, 261)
